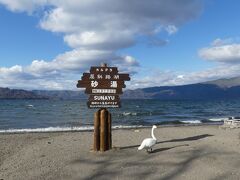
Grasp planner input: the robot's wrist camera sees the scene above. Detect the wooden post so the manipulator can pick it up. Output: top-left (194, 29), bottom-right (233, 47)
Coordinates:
top-left (108, 112), bottom-right (112, 149)
top-left (93, 110), bottom-right (100, 151)
top-left (94, 108), bottom-right (112, 152)
top-left (100, 109), bottom-right (108, 152)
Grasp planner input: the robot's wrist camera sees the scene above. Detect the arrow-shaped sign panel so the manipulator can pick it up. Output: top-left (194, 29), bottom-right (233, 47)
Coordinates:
top-left (81, 73), bottom-right (130, 81)
top-left (88, 95), bottom-right (120, 101)
top-left (85, 88), bottom-right (123, 94)
top-left (90, 67), bottom-right (118, 74)
top-left (87, 101), bottom-right (121, 108)
top-left (77, 80), bottom-right (126, 88)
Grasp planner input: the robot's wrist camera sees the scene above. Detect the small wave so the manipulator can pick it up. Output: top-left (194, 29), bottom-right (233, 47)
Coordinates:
top-left (0, 125), bottom-right (147, 134)
top-left (121, 111), bottom-right (156, 116)
top-left (113, 125), bottom-right (145, 129)
top-left (26, 104), bottom-right (34, 108)
top-left (180, 120), bottom-right (202, 124)
top-left (122, 112), bottom-right (137, 116)
top-left (123, 112), bottom-right (131, 116)
top-left (0, 126), bottom-right (93, 133)
top-left (209, 118), bottom-right (228, 122)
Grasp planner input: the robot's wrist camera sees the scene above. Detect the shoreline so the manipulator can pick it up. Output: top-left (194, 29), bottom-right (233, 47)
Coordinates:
top-left (1, 125), bottom-right (240, 179)
top-left (0, 122), bottom-right (224, 135)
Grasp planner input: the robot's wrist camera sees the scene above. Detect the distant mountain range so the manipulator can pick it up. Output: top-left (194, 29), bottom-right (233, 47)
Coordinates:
top-left (1, 76), bottom-right (240, 100)
top-left (123, 76), bottom-right (240, 100)
top-left (0, 87), bottom-right (49, 99)
top-left (32, 90), bottom-right (86, 99)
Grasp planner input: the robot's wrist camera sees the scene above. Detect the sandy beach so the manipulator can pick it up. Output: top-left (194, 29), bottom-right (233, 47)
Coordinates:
top-left (0, 125), bottom-right (240, 180)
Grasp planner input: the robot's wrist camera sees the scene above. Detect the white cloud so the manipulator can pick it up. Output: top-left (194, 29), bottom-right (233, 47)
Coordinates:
top-left (2, 55), bottom-right (240, 90)
top-left (128, 64), bottom-right (240, 89)
top-left (199, 38), bottom-right (240, 63)
top-left (0, 49), bottom-right (139, 90)
top-left (0, 0), bottom-right (203, 90)
top-left (63, 31), bottom-right (135, 50)
top-left (210, 38), bottom-right (233, 46)
top-left (38, 0), bottom-right (202, 50)
top-left (0, 0), bottom-right (47, 14)
top-left (165, 25), bottom-right (178, 35)
top-left (0, 65), bottom-right (23, 75)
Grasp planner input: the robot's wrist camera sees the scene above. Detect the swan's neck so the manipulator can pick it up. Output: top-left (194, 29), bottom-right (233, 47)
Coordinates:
top-left (151, 127), bottom-right (156, 140)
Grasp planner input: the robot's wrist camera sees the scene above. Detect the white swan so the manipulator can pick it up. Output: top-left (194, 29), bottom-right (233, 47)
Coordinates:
top-left (138, 125), bottom-right (157, 152)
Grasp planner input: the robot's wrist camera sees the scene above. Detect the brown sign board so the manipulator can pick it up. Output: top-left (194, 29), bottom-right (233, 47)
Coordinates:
top-left (77, 64), bottom-right (130, 108)
top-left (85, 88), bottom-right (123, 95)
top-left (77, 80), bottom-right (126, 89)
top-left (90, 66), bottom-right (118, 74)
top-left (87, 101), bottom-right (121, 108)
top-left (88, 95), bottom-right (120, 101)
top-left (81, 73), bottom-right (130, 81)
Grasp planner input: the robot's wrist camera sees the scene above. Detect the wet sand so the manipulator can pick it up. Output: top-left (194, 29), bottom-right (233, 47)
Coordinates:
top-left (0, 125), bottom-right (240, 180)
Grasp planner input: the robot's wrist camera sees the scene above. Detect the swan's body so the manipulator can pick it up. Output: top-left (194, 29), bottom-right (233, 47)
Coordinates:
top-left (138, 125), bottom-right (157, 152)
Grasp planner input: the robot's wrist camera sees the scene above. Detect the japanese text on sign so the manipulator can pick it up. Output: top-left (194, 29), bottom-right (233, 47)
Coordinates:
top-left (76, 65), bottom-right (130, 108)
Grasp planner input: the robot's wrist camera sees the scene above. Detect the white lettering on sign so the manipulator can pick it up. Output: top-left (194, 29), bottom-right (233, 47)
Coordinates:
top-left (91, 81), bottom-right (98, 88)
top-left (89, 74), bottom-right (95, 79)
top-left (113, 75), bottom-right (119, 79)
top-left (89, 105), bottom-right (119, 108)
top-left (110, 81), bottom-right (117, 88)
top-left (105, 75), bottom-right (111, 79)
top-left (94, 95), bottom-right (116, 101)
top-left (92, 89), bottom-right (116, 94)
top-left (90, 101), bottom-right (118, 105)
top-left (97, 74), bottom-right (103, 79)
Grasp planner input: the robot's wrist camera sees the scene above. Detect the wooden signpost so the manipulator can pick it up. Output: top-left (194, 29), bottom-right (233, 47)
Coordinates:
top-left (77, 63), bottom-right (130, 152)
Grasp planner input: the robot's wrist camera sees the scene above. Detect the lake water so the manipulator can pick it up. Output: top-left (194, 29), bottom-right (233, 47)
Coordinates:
top-left (0, 99), bottom-right (240, 132)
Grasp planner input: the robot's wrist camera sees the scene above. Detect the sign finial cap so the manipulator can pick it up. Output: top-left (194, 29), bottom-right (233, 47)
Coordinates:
top-left (101, 63), bottom-right (107, 67)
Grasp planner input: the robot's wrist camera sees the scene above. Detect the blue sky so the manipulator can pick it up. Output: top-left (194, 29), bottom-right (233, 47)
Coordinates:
top-left (1, 0), bottom-right (240, 90)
